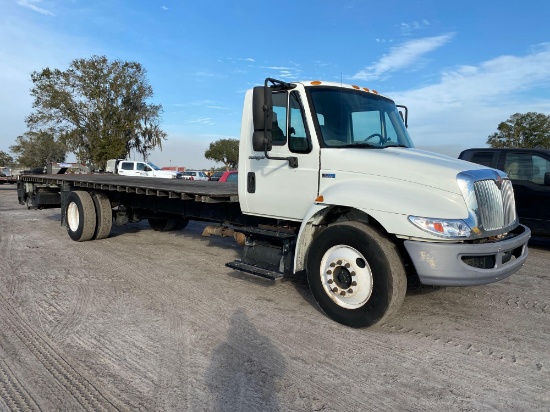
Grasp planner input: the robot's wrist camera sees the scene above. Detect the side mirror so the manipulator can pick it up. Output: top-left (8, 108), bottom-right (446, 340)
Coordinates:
top-left (396, 104), bottom-right (408, 128)
top-left (252, 87), bottom-right (273, 151)
top-left (252, 131), bottom-right (271, 152)
top-left (544, 172), bottom-right (550, 186)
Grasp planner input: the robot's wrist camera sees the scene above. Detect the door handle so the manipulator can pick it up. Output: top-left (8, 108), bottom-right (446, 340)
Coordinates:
top-left (247, 172), bottom-right (256, 193)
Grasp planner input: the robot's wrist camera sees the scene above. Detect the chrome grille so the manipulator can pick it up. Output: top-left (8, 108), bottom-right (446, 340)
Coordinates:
top-left (473, 179), bottom-right (516, 231)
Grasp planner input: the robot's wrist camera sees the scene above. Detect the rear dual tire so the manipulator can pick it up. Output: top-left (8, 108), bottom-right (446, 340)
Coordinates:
top-left (66, 191), bottom-right (97, 242)
top-left (66, 191), bottom-right (113, 241)
top-left (91, 191), bottom-right (113, 240)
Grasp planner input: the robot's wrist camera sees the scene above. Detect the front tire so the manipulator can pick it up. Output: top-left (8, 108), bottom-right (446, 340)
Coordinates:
top-left (66, 191), bottom-right (97, 242)
top-left (306, 222), bottom-right (407, 328)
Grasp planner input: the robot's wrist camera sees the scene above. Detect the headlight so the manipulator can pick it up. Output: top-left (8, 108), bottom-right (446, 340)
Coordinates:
top-left (408, 216), bottom-right (471, 238)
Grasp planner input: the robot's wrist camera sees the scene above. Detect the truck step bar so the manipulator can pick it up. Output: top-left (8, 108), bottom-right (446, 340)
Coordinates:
top-left (225, 260), bottom-right (284, 281)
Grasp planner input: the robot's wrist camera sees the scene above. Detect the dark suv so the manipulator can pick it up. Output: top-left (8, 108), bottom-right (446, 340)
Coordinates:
top-left (459, 148), bottom-right (550, 236)
top-left (209, 171), bottom-right (224, 181)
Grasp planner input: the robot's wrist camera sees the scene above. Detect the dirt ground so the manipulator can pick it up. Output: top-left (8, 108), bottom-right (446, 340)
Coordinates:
top-left (0, 185), bottom-right (548, 411)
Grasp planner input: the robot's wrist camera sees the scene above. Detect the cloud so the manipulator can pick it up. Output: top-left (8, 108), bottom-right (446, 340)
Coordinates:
top-left (395, 42), bottom-right (550, 110)
top-left (169, 100), bottom-right (229, 110)
top-left (352, 33), bottom-right (454, 81)
top-left (400, 19), bottom-right (430, 36)
top-left (259, 65), bottom-right (302, 79)
top-left (0, 10), bottom-right (99, 150)
top-left (16, 0), bottom-right (55, 16)
top-left (186, 117), bottom-right (214, 125)
top-left (391, 43), bottom-right (550, 155)
top-left (162, 6), bottom-right (168, 11)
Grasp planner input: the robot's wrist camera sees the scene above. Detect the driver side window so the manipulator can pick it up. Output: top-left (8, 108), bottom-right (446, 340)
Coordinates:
top-left (288, 91), bottom-right (310, 153)
top-left (272, 92), bottom-right (287, 146)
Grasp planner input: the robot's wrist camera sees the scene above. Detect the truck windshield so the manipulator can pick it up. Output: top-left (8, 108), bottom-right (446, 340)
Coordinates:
top-left (307, 87), bottom-right (414, 149)
top-left (146, 162), bottom-right (161, 170)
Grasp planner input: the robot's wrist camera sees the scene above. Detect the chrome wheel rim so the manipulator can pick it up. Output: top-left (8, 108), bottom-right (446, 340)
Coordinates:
top-left (67, 202), bottom-right (80, 232)
top-left (320, 245), bottom-right (373, 309)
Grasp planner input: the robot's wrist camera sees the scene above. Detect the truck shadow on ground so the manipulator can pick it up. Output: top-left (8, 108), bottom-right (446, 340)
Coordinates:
top-left (205, 309), bottom-right (286, 412)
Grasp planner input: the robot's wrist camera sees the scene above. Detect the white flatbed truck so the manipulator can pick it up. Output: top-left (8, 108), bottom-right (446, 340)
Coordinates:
top-left (17, 78), bottom-right (531, 328)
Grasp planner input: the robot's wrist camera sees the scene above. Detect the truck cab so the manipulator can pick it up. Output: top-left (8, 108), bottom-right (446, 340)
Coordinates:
top-left (238, 79), bottom-right (529, 304)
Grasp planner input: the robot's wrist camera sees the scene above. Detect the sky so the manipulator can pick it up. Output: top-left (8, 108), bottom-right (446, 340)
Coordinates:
top-left (1, 0), bottom-right (550, 170)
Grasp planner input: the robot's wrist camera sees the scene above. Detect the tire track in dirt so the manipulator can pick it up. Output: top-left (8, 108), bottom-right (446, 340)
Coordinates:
top-left (448, 288), bottom-right (549, 315)
top-left (0, 360), bottom-right (42, 412)
top-left (49, 280), bottom-right (94, 343)
top-left (86, 229), bottom-right (550, 411)
top-left (0, 292), bottom-right (123, 412)
top-left (73, 235), bottom-right (398, 412)
top-left (1, 204), bottom-right (95, 345)
top-left (379, 322), bottom-right (547, 373)
top-left (4, 202), bottom-right (548, 411)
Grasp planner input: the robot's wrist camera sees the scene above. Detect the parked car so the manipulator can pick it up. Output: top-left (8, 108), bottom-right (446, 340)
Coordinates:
top-left (219, 171), bottom-right (238, 182)
top-left (459, 148), bottom-right (550, 236)
top-left (116, 161), bottom-right (182, 179)
top-left (209, 171), bottom-right (225, 181)
top-left (182, 170), bottom-right (209, 181)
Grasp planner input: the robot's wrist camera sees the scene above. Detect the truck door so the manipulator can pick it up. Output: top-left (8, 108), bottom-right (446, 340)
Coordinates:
top-left (503, 151), bottom-right (550, 234)
top-left (136, 162), bottom-right (156, 177)
top-left (244, 89), bottom-right (320, 221)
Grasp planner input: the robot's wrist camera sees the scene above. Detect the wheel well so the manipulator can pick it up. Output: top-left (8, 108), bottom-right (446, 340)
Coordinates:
top-left (295, 206), bottom-right (391, 273)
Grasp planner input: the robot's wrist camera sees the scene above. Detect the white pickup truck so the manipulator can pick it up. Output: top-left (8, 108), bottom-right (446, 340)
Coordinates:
top-left (111, 160), bottom-right (182, 179)
top-left (17, 77), bottom-right (531, 328)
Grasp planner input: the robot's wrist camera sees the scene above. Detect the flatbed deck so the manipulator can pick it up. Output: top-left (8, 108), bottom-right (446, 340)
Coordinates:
top-left (19, 174), bottom-right (239, 203)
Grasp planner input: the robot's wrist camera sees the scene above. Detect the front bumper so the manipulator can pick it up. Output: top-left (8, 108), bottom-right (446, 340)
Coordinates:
top-left (404, 225), bottom-right (531, 286)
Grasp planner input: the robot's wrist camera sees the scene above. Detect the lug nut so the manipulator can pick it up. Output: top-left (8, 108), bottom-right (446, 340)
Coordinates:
top-left (345, 263), bottom-right (350, 268)
top-left (340, 291), bottom-right (346, 296)
top-left (328, 279), bottom-right (333, 284)
top-left (351, 271), bottom-right (356, 276)
top-left (330, 262), bottom-right (335, 267)
top-left (351, 281), bottom-right (357, 286)
top-left (337, 260), bottom-right (342, 265)
top-left (326, 270), bottom-right (332, 275)
top-left (347, 288), bottom-right (353, 293)
top-left (332, 287), bottom-right (338, 293)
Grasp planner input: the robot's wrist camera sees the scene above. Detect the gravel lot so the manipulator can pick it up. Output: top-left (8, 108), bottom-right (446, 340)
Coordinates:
top-left (0, 185), bottom-right (548, 411)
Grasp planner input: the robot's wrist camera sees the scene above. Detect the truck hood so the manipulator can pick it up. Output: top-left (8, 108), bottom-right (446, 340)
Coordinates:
top-left (321, 147), bottom-right (486, 195)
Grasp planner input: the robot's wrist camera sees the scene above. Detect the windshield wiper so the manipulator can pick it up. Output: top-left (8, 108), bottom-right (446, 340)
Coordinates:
top-left (383, 144), bottom-right (408, 148)
top-left (338, 142), bottom-right (381, 149)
